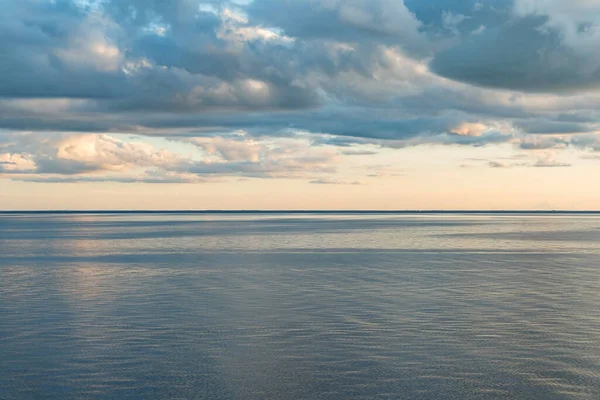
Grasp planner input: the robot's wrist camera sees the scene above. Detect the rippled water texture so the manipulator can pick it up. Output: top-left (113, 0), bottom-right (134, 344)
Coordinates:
top-left (1, 213), bottom-right (600, 399)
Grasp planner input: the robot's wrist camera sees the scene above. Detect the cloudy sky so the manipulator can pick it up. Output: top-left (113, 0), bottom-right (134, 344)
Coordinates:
top-left (2, 0), bottom-right (600, 209)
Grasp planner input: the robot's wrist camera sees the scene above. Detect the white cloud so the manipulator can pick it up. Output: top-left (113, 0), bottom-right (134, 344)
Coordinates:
top-left (514, 0), bottom-right (600, 55)
top-left (192, 136), bottom-right (263, 162)
top-left (55, 134), bottom-right (186, 172)
top-left (1, 132), bottom-right (344, 183)
top-left (533, 152), bottom-right (572, 168)
top-left (451, 122), bottom-right (489, 137)
top-left (54, 14), bottom-right (124, 72)
top-left (331, 0), bottom-right (422, 38)
top-left (218, 7), bottom-right (294, 48)
top-left (0, 153), bottom-right (36, 172)
top-left (442, 11), bottom-right (469, 34)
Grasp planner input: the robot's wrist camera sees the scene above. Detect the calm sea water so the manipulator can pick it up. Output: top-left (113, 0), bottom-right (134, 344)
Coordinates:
top-left (1, 213), bottom-right (599, 399)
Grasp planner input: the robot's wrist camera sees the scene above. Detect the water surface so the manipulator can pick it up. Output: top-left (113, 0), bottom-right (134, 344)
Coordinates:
top-left (1, 213), bottom-right (599, 399)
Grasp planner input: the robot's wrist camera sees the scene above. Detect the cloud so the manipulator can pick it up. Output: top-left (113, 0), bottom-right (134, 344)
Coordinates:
top-left (18, 173), bottom-right (205, 184)
top-left (0, 133), bottom-right (188, 178)
top-left (513, 0), bottom-right (600, 55)
top-left (515, 120), bottom-right (595, 134)
top-left (488, 161), bottom-right (513, 168)
top-left (460, 157), bottom-right (528, 169)
top-left (430, 16), bottom-right (591, 93)
top-left (523, 151), bottom-right (572, 168)
top-left (0, 153), bottom-right (37, 173)
top-left (533, 158), bottom-right (571, 168)
top-left (2, 0), bottom-right (600, 185)
top-left (462, 152), bottom-right (571, 169)
top-left (310, 178), bottom-right (363, 185)
top-left (0, 0), bottom-right (589, 143)
top-left (406, 0), bottom-right (509, 38)
top-left (442, 11), bottom-right (469, 35)
top-left (340, 149), bottom-right (379, 156)
top-left (1, 0), bottom-right (320, 111)
top-left (451, 122), bottom-right (489, 137)
top-left (515, 134), bottom-right (600, 152)
top-left (191, 135), bottom-right (263, 162)
top-left (518, 136), bottom-right (567, 150)
top-left (53, 134), bottom-right (184, 172)
top-left (0, 132), bottom-right (343, 183)
top-left (248, 0), bottom-right (426, 53)
top-left (431, 0), bottom-right (600, 93)
top-left (180, 149), bottom-right (339, 179)
top-left (570, 134), bottom-right (600, 152)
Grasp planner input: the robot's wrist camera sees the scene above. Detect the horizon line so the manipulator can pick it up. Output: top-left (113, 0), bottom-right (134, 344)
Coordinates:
top-left (2, 210), bottom-right (600, 214)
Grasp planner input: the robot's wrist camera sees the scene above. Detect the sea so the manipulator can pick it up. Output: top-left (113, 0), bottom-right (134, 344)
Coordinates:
top-left (1, 212), bottom-right (599, 399)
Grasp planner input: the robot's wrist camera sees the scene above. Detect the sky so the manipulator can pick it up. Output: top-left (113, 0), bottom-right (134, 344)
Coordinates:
top-left (3, 0), bottom-right (600, 210)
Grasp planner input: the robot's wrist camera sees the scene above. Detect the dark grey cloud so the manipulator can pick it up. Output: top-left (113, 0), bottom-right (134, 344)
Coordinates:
top-left (0, 97), bottom-right (516, 147)
top-left (515, 120), bottom-right (595, 134)
top-left (568, 135), bottom-right (600, 152)
top-left (515, 134), bottom-right (600, 153)
top-left (248, 0), bottom-right (427, 55)
top-left (430, 9), bottom-right (600, 93)
top-left (518, 137), bottom-right (566, 150)
top-left (432, 16), bottom-right (577, 92)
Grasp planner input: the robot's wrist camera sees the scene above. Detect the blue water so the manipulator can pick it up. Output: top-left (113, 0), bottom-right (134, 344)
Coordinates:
top-left (1, 213), bottom-right (599, 399)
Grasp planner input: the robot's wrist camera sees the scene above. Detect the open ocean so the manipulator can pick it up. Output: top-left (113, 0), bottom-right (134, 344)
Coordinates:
top-left (1, 212), bottom-right (599, 399)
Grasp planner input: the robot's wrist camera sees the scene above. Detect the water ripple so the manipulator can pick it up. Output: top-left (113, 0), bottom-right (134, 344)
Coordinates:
top-left (1, 214), bottom-right (599, 399)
